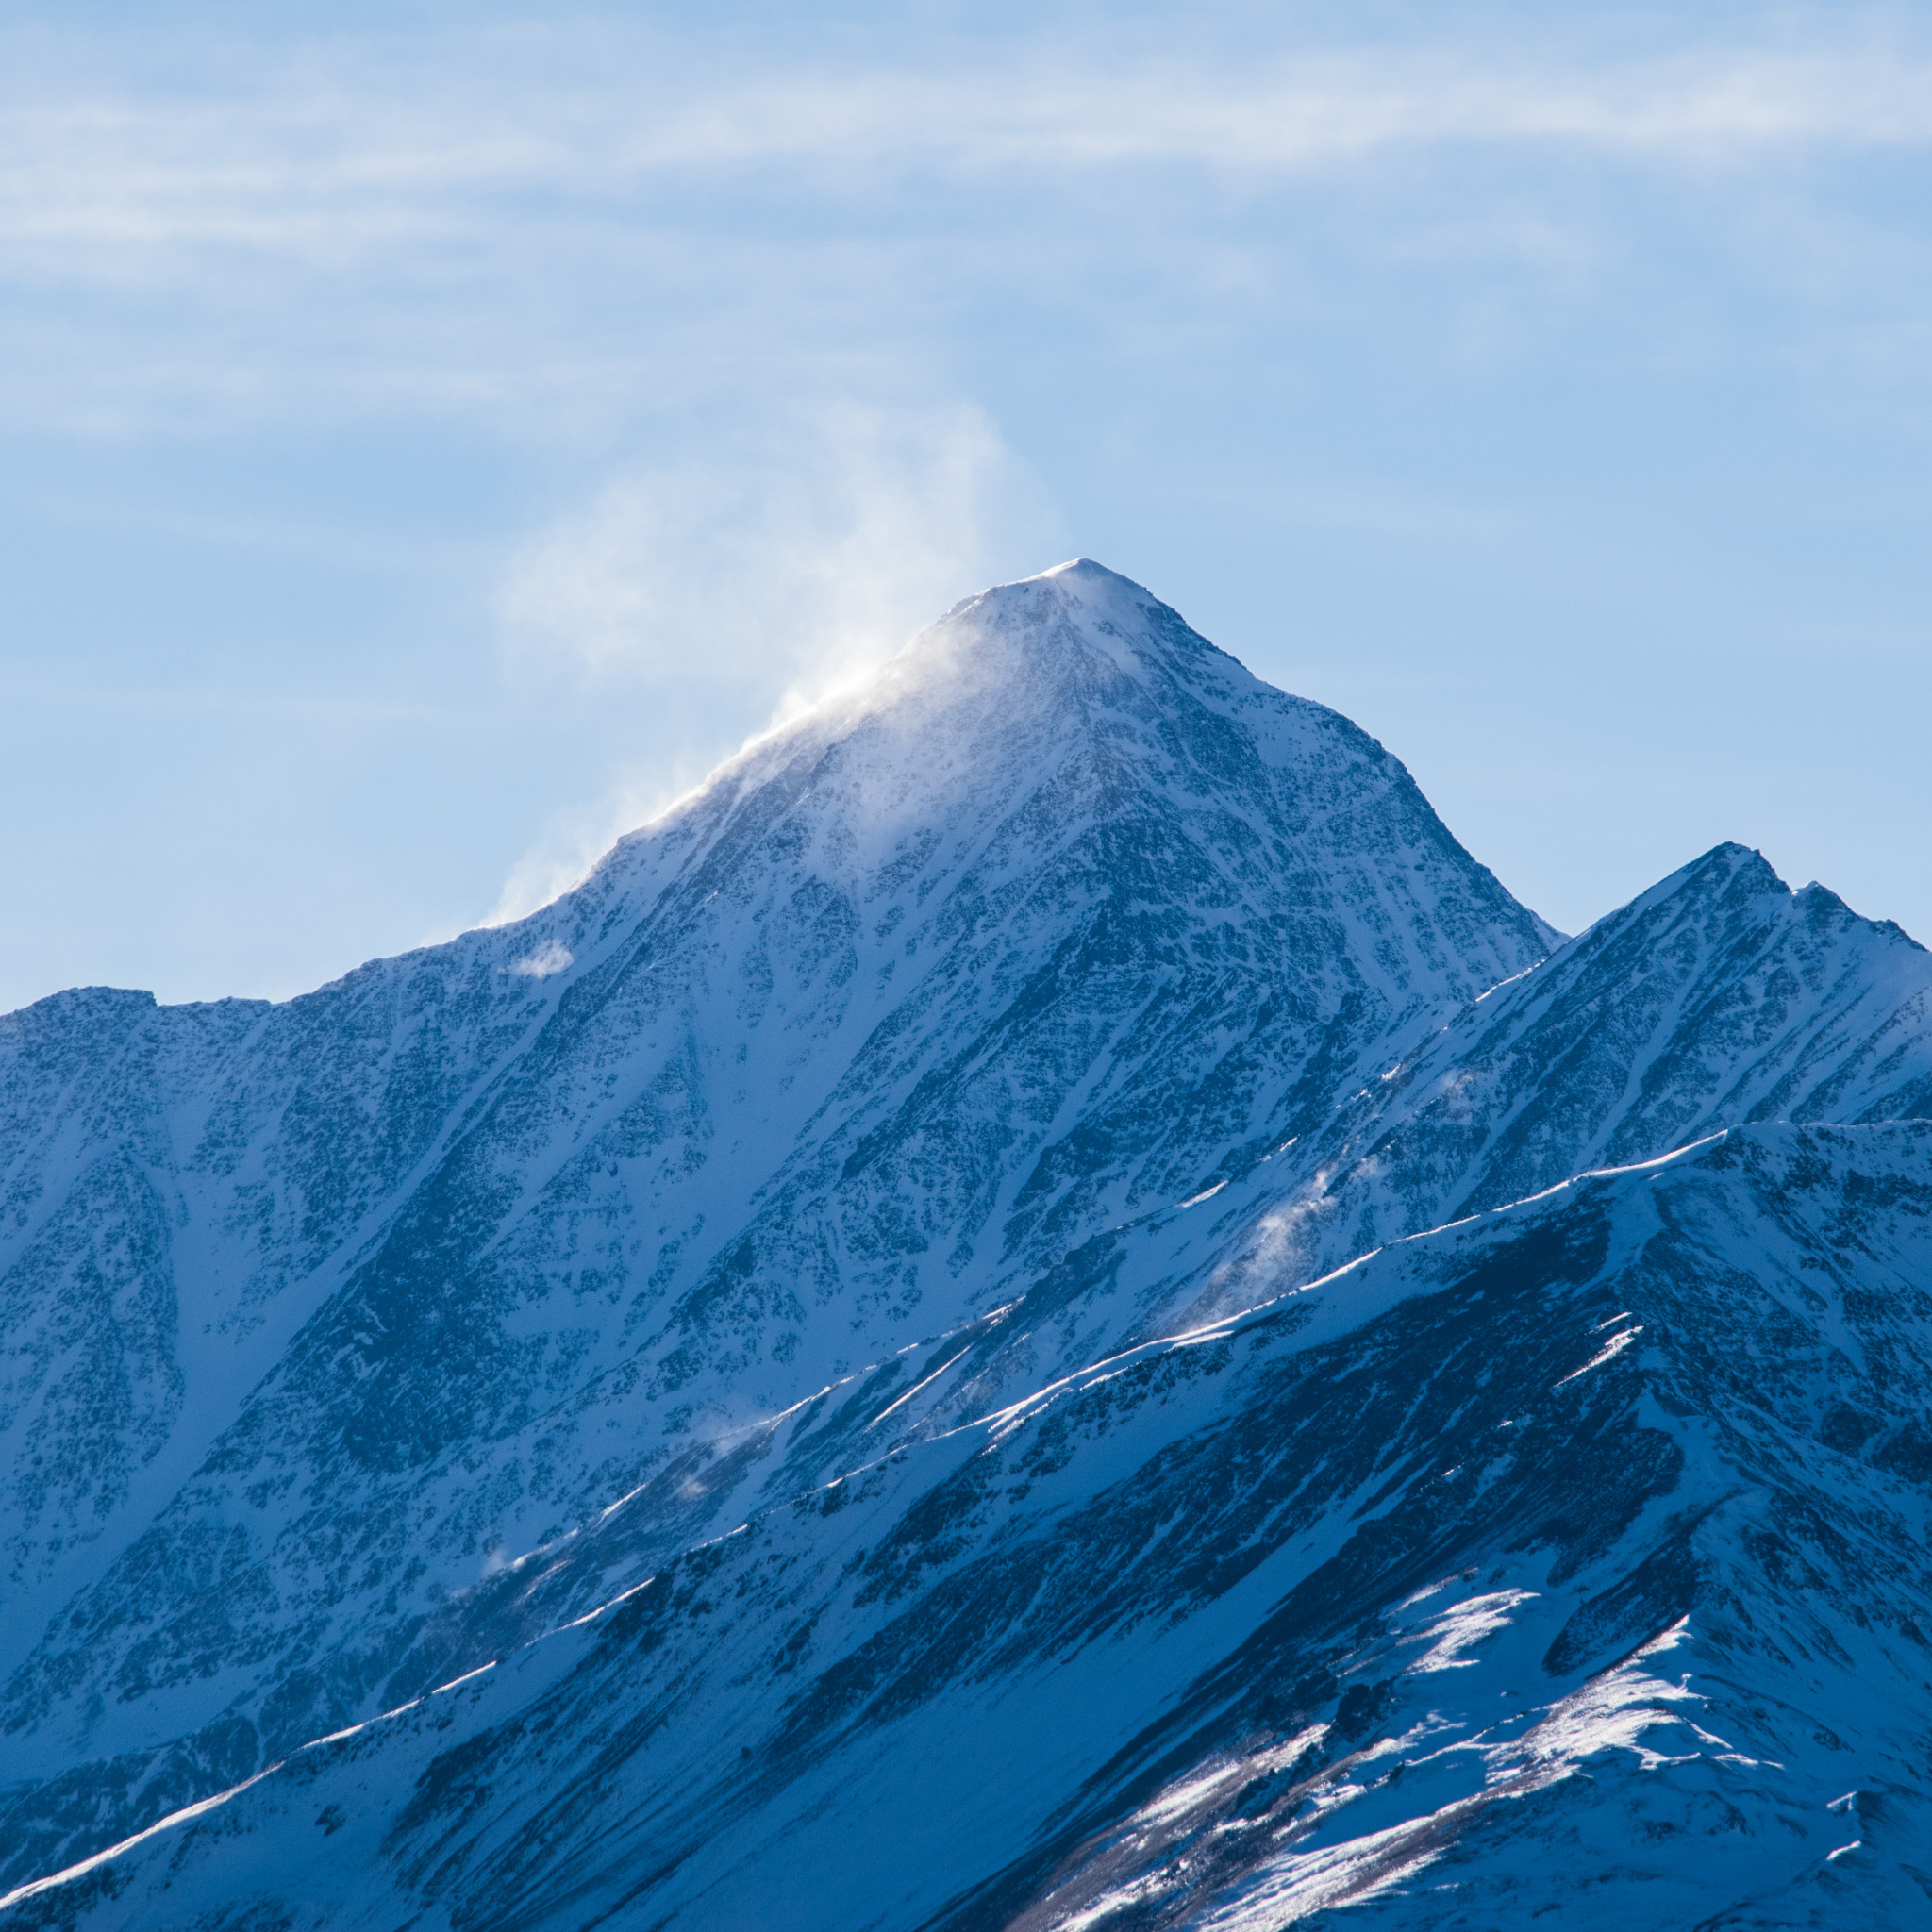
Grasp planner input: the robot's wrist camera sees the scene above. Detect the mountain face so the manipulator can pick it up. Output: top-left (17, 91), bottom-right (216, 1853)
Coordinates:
top-left (2, 561), bottom-right (1929, 1928)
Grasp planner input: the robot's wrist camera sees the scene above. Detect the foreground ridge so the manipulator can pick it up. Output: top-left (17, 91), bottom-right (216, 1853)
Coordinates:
top-left (12, 1124), bottom-right (1932, 1927)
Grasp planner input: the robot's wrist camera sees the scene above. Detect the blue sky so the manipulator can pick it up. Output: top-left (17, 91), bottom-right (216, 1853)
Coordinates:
top-left (4, 1), bottom-right (1931, 1009)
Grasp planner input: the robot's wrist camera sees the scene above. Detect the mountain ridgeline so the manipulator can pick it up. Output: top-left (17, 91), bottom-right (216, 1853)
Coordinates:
top-left (3, 561), bottom-right (1929, 1928)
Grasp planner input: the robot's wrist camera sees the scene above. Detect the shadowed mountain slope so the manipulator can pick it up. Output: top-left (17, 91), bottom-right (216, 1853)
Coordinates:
top-left (10, 1124), bottom-right (1930, 1929)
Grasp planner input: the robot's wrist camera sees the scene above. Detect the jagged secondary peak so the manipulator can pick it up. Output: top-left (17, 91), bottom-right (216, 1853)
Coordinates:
top-left (1585, 838), bottom-right (1924, 963)
top-left (1255, 835), bottom-right (1932, 1276)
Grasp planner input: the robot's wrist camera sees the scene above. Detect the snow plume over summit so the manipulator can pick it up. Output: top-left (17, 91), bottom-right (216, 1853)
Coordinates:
top-left (3, 565), bottom-right (1930, 1927)
top-left (488, 408), bottom-right (1054, 926)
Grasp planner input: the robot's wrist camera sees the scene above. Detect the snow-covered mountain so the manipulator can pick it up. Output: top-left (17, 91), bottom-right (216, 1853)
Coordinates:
top-left (3, 561), bottom-right (1929, 1927)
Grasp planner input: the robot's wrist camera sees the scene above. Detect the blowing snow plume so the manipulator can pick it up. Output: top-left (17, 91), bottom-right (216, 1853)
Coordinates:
top-left (487, 402), bottom-right (1056, 924)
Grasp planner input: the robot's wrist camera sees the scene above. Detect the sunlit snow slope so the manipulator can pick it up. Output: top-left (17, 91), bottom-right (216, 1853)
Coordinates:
top-left (3, 562), bottom-right (1930, 1928)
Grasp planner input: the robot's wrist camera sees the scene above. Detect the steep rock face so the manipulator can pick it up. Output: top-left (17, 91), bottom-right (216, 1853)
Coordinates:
top-left (1081, 840), bottom-right (1932, 1345)
top-left (866, 839), bottom-right (1932, 1440)
top-left (0, 563), bottom-right (1553, 1868)
top-left (13, 1124), bottom-right (1929, 1930)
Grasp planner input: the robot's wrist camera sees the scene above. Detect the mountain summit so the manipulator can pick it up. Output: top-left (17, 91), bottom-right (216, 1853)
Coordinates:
top-left (3, 565), bottom-right (1930, 1927)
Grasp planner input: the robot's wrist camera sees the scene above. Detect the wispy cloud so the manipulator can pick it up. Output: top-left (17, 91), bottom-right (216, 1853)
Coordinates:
top-left (2, 16), bottom-right (1928, 438)
top-left (8, 34), bottom-right (1932, 273)
top-left (608, 51), bottom-right (1932, 172)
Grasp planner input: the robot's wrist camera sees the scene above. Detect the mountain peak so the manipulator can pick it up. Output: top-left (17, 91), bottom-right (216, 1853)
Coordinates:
top-left (1019, 554), bottom-right (1139, 588)
top-left (583, 560), bottom-right (1553, 1013)
top-left (895, 558), bottom-right (1224, 700)
top-left (982, 556), bottom-right (1150, 600)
